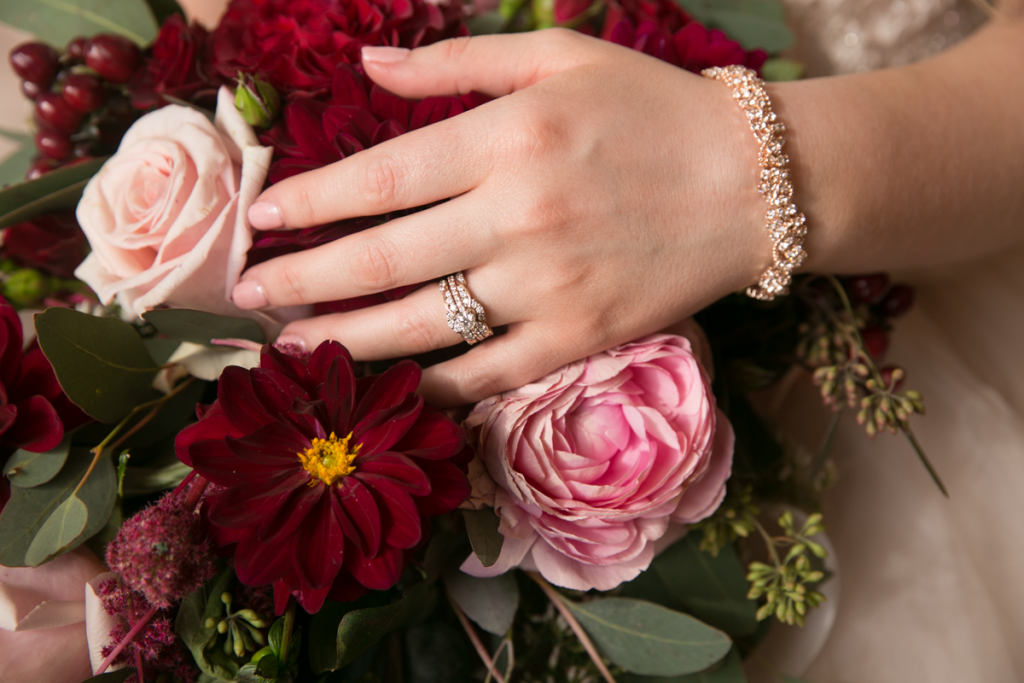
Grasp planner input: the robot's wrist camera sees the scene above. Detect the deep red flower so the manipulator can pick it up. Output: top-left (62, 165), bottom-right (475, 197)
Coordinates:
top-left (207, 0), bottom-right (467, 95)
top-left (176, 342), bottom-right (471, 613)
top-left (600, 0), bottom-right (692, 37)
top-left (0, 296), bottom-right (91, 464)
top-left (129, 14), bottom-right (213, 110)
top-left (1, 211), bottom-right (88, 279)
top-left (608, 18), bottom-right (767, 74)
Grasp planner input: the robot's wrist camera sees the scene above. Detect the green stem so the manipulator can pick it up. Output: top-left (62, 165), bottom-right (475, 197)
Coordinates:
top-left (278, 598), bottom-right (296, 666)
top-left (446, 589), bottom-right (506, 683)
top-left (812, 407), bottom-right (844, 475)
top-left (904, 427), bottom-right (949, 498)
top-left (750, 516), bottom-right (782, 568)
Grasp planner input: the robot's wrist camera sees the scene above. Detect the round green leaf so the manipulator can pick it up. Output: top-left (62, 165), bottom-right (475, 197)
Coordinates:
top-left (0, 447), bottom-right (116, 567)
top-left (462, 508), bottom-right (504, 568)
top-left (142, 309), bottom-right (265, 345)
top-left (35, 307), bottom-right (161, 423)
top-left (443, 570), bottom-right (519, 636)
top-left (2, 436), bottom-right (71, 488)
top-left (566, 597), bottom-right (732, 676)
top-left (24, 494), bottom-right (88, 566)
top-left (0, 158), bottom-right (107, 229)
top-left (0, 0), bottom-right (159, 47)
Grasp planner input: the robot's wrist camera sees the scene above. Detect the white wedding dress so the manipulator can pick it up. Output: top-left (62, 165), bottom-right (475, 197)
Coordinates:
top-left (759, 2), bottom-right (1024, 681)
top-left (2, 1), bottom-right (1021, 682)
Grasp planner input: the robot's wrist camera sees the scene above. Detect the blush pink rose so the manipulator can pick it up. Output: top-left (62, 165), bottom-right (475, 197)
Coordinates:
top-left (461, 333), bottom-right (734, 591)
top-left (0, 547), bottom-right (118, 682)
top-left (74, 87), bottom-right (274, 321)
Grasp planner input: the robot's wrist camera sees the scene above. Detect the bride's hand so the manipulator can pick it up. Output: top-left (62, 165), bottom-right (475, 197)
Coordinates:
top-left (231, 29), bottom-right (770, 406)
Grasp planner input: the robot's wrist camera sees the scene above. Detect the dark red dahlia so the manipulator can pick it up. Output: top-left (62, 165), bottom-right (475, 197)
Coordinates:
top-left (176, 341), bottom-right (470, 613)
top-left (1, 211), bottom-right (88, 279)
top-left (129, 14), bottom-right (213, 110)
top-left (0, 296), bottom-right (90, 462)
top-left (606, 15), bottom-right (768, 75)
top-left (207, 0), bottom-right (467, 95)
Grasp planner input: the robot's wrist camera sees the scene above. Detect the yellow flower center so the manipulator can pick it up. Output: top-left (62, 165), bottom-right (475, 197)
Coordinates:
top-left (298, 432), bottom-right (361, 486)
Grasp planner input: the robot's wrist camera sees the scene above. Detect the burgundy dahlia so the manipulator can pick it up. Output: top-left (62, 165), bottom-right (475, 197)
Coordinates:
top-left (607, 14), bottom-right (767, 74)
top-left (0, 296), bottom-right (89, 461)
top-left (129, 14), bottom-right (213, 110)
top-left (207, 0), bottom-right (467, 95)
top-left (176, 342), bottom-right (470, 613)
top-left (1, 211), bottom-right (88, 279)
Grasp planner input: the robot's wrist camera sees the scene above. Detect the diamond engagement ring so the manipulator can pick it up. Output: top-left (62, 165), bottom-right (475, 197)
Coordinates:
top-left (440, 272), bottom-right (493, 345)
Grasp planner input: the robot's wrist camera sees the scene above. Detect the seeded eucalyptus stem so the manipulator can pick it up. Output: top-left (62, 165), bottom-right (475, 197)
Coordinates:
top-left (750, 516), bottom-right (783, 568)
top-left (446, 588), bottom-right (507, 683)
top-left (527, 572), bottom-right (617, 683)
top-left (812, 407), bottom-right (844, 476)
top-left (72, 378), bottom-right (196, 498)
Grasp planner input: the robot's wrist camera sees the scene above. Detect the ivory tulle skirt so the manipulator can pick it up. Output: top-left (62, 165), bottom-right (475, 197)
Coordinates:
top-left (757, 247), bottom-right (1024, 682)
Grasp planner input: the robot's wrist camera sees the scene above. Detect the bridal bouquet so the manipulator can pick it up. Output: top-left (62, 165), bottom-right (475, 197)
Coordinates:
top-left (0, 1), bottom-right (934, 681)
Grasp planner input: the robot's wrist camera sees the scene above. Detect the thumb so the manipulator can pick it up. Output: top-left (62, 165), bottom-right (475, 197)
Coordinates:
top-left (360, 29), bottom-right (597, 100)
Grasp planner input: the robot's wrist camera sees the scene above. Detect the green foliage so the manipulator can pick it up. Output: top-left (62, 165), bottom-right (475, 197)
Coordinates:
top-left (622, 536), bottom-right (758, 637)
top-left (462, 507), bottom-right (504, 568)
top-left (0, 0), bottom-right (160, 47)
top-left (673, 0), bottom-right (793, 52)
top-left (2, 436), bottom-right (72, 487)
top-left (0, 130), bottom-right (35, 189)
top-left (35, 307), bottom-right (162, 423)
top-left (24, 493), bottom-right (88, 566)
top-left (176, 568), bottom-right (242, 681)
top-left (566, 597), bottom-right (732, 676)
top-left (622, 647), bottom-right (746, 682)
top-left (0, 446), bottom-right (115, 566)
top-left (692, 485), bottom-right (758, 557)
top-left (747, 512), bottom-right (828, 627)
top-left (142, 308), bottom-right (266, 345)
top-left (310, 582), bottom-right (437, 673)
top-left (0, 158), bottom-right (106, 230)
top-left (761, 58), bottom-right (805, 82)
top-left (443, 570), bottom-right (519, 635)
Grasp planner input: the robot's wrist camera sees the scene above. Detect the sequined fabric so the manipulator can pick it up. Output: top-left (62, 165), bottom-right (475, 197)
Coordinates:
top-left (782, 0), bottom-right (988, 75)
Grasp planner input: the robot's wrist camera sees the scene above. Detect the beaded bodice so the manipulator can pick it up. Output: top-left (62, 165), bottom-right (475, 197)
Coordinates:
top-left (781, 0), bottom-right (988, 75)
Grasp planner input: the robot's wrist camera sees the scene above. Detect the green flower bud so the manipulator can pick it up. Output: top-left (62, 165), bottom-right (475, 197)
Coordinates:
top-left (2, 268), bottom-right (48, 305)
top-left (234, 73), bottom-right (280, 129)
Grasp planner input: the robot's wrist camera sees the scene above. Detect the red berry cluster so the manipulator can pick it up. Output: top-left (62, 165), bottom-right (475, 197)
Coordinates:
top-left (843, 272), bottom-right (916, 388)
top-left (8, 35), bottom-right (141, 178)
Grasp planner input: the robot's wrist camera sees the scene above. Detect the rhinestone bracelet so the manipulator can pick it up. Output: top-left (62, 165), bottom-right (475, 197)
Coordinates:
top-left (702, 65), bottom-right (807, 301)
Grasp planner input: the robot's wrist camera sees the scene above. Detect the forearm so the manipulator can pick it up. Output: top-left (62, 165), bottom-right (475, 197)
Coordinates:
top-left (773, 18), bottom-right (1024, 274)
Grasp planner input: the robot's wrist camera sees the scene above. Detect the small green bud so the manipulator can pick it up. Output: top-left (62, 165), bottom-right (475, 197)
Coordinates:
top-left (217, 620), bottom-right (229, 634)
top-left (236, 609), bottom-right (266, 628)
top-left (221, 592), bottom-right (233, 606)
top-left (205, 617), bottom-right (217, 629)
top-left (2, 268), bottom-right (48, 305)
top-left (234, 73), bottom-right (280, 128)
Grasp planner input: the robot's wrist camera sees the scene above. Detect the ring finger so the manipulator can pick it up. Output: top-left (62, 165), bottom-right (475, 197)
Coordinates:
top-left (275, 267), bottom-right (518, 360)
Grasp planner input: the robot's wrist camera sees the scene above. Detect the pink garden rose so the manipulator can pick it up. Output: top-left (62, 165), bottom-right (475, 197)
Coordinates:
top-left (74, 87), bottom-right (275, 321)
top-left (461, 333), bottom-right (734, 591)
top-left (0, 547), bottom-right (118, 682)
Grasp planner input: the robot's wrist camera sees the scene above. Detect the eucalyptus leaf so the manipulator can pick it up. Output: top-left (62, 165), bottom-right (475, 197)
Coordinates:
top-left (0, 157), bottom-right (106, 227)
top-left (761, 58), bottom-right (805, 82)
top-left (466, 11), bottom-right (506, 34)
top-left (24, 493), bottom-right (88, 566)
top-left (142, 308), bottom-right (265, 345)
top-left (175, 567), bottom-right (240, 681)
top-left (311, 583), bottom-right (436, 673)
top-left (0, 130), bottom-right (35, 189)
top-left (622, 647), bottom-right (746, 683)
top-left (443, 570), bottom-right (519, 636)
top-left (671, 0), bottom-right (792, 52)
top-left (0, 0), bottom-right (159, 47)
top-left (566, 597), bottom-right (732, 676)
top-left (2, 436), bottom-right (72, 488)
top-left (35, 307), bottom-right (162, 423)
top-left (0, 446), bottom-right (116, 566)
top-left (0, 179), bottom-right (91, 230)
top-left (650, 537), bottom-right (758, 637)
top-left (80, 669), bottom-right (135, 683)
top-left (462, 507), bottom-right (504, 568)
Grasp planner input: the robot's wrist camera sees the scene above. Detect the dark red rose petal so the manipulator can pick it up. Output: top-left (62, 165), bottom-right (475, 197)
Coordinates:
top-left (5, 396), bottom-right (62, 452)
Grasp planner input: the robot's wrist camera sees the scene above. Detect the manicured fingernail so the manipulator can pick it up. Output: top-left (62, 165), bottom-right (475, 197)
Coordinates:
top-left (232, 280), bottom-right (269, 310)
top-left (273, 335), bottom-right (308, 356)
top-left (248, 201), bottom-right (284, 230)
top-left (361, 46), bottom-right (411, 64)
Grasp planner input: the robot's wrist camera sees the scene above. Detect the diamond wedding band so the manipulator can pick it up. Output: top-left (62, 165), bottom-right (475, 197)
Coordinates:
top-left (440, 272), bottom-right (493, 345)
